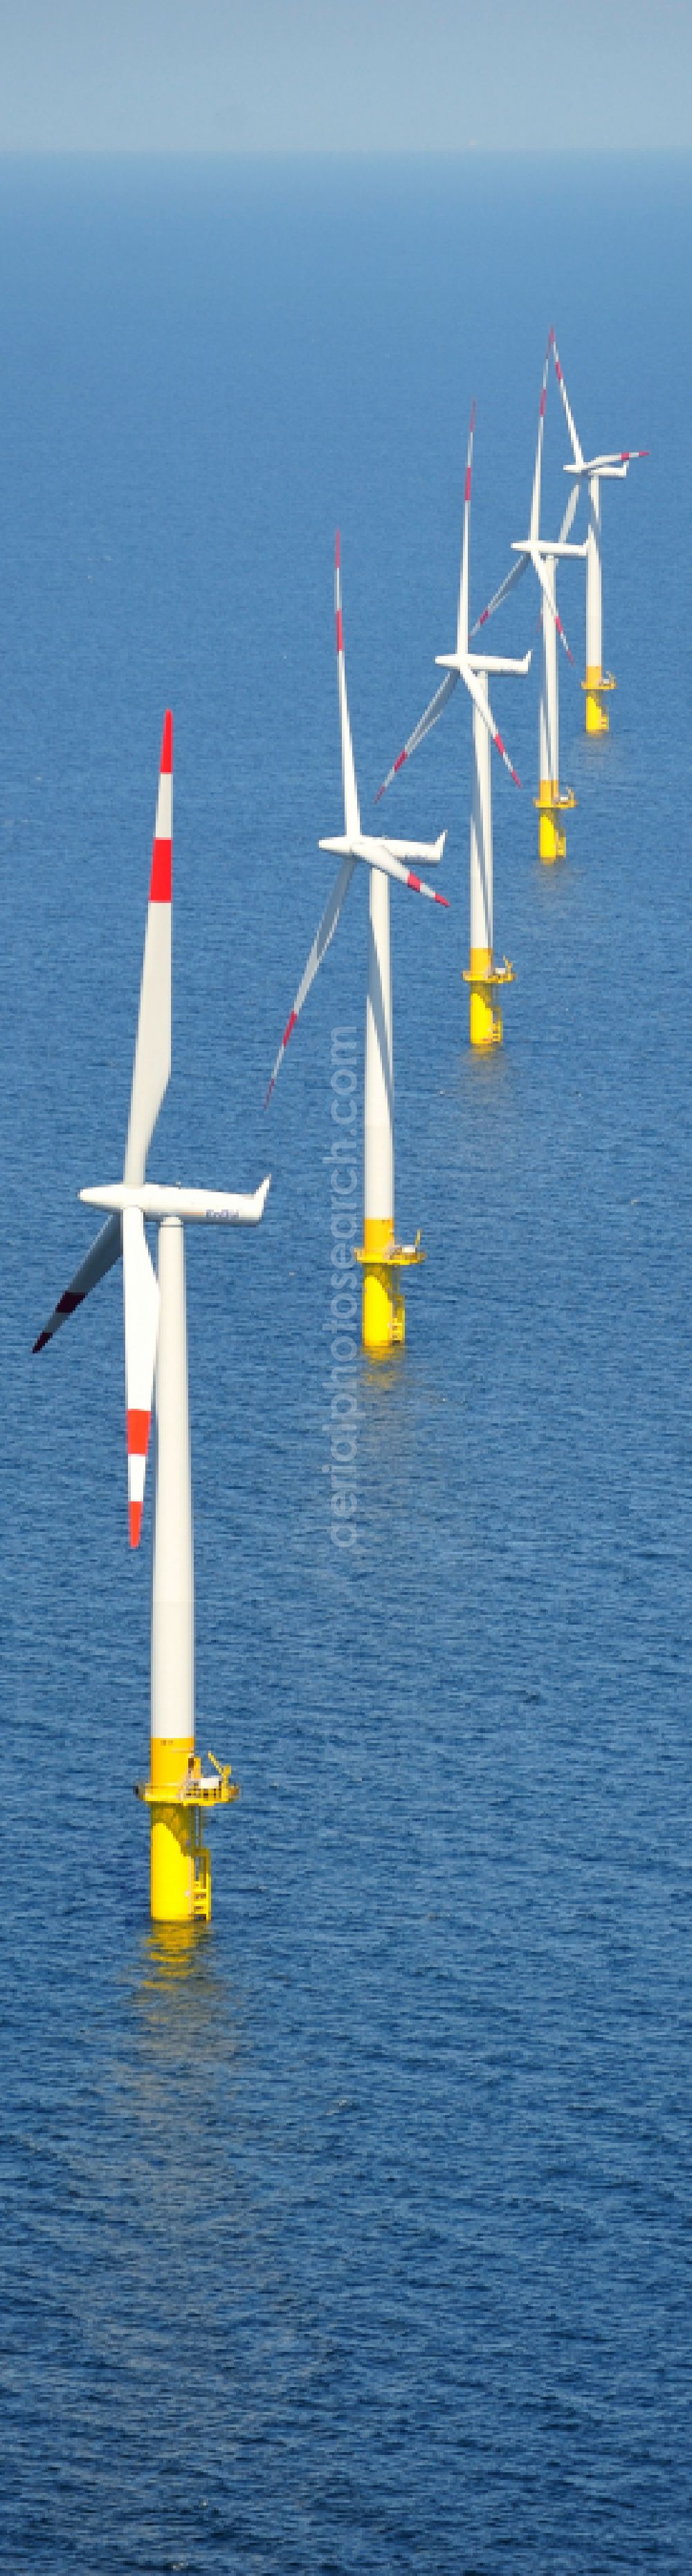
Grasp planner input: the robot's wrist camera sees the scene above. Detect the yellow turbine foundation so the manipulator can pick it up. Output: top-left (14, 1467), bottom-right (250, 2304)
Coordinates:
top-left (463, 947), bottom-right (514, 1049)
top-left (138, 1737), bottom-right (239, 1924)
top-left (149, 1735), bottom-right (199, 1924)
top-left (355, 1216), bottom-right (424, 1354)
top-left (583, 666), bottom-right (615, 735)
top-left (534, 780), bottom-right (576, 864)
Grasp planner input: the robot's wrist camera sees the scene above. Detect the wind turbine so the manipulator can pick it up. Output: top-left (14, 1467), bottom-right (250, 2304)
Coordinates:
top-left (471, 336), bottom-right (588, 862)
top-left (552, 331), bottom-right (648, 734)
top-left (33, 713), bottom-right (271, 1925)
top-left (266, 534), bottom-right (448, 1355)
top-left (376, 406), bottom-right (529, 1047)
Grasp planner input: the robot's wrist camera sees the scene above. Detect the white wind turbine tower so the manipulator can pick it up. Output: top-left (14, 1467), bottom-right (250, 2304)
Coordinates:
top-left (471, 334), bottom-right (588, 862)
top-left (266, 533), bottom-right (448, 1354)
top-left (552, 331), bottom-right (648, 734)
top-left (376, 405), bottom-right (529, 1047)
top-left (33, 713), bottom-right (270, 1926)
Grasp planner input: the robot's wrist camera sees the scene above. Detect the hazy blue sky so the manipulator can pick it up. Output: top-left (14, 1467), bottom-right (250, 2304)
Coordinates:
top-left (0, 0), bottom-right (689, 152)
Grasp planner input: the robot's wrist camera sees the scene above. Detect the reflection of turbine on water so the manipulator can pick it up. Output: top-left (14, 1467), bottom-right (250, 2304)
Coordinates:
top-left (131, 1925), bottom-right (239, 2092)
top-left (142, 1920), bottom-right (215, 1986)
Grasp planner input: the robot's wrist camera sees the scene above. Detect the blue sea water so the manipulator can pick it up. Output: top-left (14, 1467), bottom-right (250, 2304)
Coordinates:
top-left (1, 152), bottom-right (691, 2571)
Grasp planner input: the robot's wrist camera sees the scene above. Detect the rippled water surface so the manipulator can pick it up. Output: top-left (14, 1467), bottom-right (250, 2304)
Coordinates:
top-left (1, 154), bottom-right (691, 2571)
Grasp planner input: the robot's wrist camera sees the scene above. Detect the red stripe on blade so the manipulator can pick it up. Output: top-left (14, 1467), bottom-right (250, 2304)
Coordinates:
top-left (435, 892), bottom-right (449, 907)
top-left (335, 608), bottom-right (343, 654)
top-left (129, 1499), bottom-right (143, 1550)
top-left (540, 390), bottom-right (547, 417)
top-left (57, 1288), bottom-right (84, 1317)
top-left (149, 837), bottom-right (172, 902)
top-left (478, 608), bottom-right (490, 627)
top-left (464, 466), bottom-right (471, 502)
top-left (127, 1408), bottom-right (150, 1457)
top-left (407, 872), bottom-right (421, 892)
top-left (495, 731), bottom-right (506, 758)
top-left (283, 1009), bottom-right (298, 1049)
top-left (394, 750), bottom-right (407, 774)
top-left (33, 1328), bottom-right (51, 1353)
top-left (160, 710), bottom-right (172, 774)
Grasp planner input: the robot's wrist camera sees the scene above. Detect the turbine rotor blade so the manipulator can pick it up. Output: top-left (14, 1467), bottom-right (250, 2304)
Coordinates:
top-left (264, 856), bottom-right (357, 1104)
top-left (377, 841), bottom-right (448, 905)
top-left (551, 331), bottom-right (584, 469)
top-left (374, 670), bottom-right (459, 802)
top-left (471, 551), bottom-right (529, 637)
top-left (529, 336), bottom-right (552, 542)
top-left (334, 535), bottom-right (361, 839)
top-left (122, 1205), bottom-right (158, 1549)
top-left (527, 545), bottom-right (574, 662)
top-left (459, 661), bottom-right (522, 787)
top-left (558, 482), bottom-right (581, 547)
top-left (32, 1213), bottom-right (122, 1354)
top-left (457, 401), bottom-right (475, 657)
top-left (124, 711), bottom-right (172, 1187)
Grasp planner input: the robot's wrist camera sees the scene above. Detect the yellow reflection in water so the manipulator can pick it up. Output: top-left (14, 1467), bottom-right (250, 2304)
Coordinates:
top-left (143, 1919), bottom-right (209, 1986)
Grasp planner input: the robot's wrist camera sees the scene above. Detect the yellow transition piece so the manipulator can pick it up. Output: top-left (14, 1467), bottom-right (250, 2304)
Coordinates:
top-left (356, 1216), bottom-right (425, 1353)
top-left (464, 948), bottom-right (514, 1049)
top-left (141, 1736), bottom-right (239, 1924)
top-left (534, 780), bottom-right (576, 864)
top-left (583, 666), bottom-right (615, 735)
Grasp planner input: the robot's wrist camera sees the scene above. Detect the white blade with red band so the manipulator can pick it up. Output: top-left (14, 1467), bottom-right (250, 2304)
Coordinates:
top-left (567, 447), bottom-right (649, 476)
top-left (374, 670), bottom-right (459, 803)
top-left (264, 857), bottom-right (357, 1104)
top-left (369, 840), bottom-right (448, 902)
top-left (334, 535), bottom-right (360, 840)
top-left (124, 710), bottom-right (172, 1186)
top-left (457, 402), bottom-right (475, 659)
top-left (32, 1212), bottom-right (122, 1355)
top-left (122, 1204), bottom-right (159, 1549)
